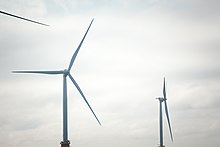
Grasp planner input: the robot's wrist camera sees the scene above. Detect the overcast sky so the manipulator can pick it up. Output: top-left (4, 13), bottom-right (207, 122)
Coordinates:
top-left (0, 0), bottom-right (220, 147)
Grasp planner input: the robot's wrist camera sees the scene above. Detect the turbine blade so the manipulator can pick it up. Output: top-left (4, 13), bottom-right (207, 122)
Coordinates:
top-left (163, 77), bottom-right (173, 142)
top-left (163, 77), bottom-right (166, 100)
top-left (0, 10), bottom-right (49, 26)
top-left (68, 74), bottom-right (101, 126)
top-left (67, 19), bottom-right (94, 72)
top-left (164, 100), bottom-right (173, 142)
top-left (12, 70), bottom-right (64, 74)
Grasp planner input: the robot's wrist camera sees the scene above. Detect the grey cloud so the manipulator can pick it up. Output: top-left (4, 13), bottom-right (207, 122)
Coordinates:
top-left (1, 0), bottom-right (220, 147)
top-left (0, 0), bottom-right (47, 16)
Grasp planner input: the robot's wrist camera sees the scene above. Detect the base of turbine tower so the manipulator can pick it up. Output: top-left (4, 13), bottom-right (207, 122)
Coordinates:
top-left (60, 140), bottom-right (70, 147)
top-left (158, 145), bottom-right (165, 147)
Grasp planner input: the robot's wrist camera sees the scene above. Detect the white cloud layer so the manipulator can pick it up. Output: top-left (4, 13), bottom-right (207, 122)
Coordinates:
top-left (0, 0), bottom-right (220, 147)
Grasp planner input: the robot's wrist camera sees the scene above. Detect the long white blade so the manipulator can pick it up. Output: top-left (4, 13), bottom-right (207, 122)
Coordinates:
top-left (164, 100), bottom-right (173, 142)
top-left (12, 70), bottom-right (64, 74)
top-left (67, 19), bottom-right (94, 72)
top-left (163, 77), bottom-right (173, 142)
top-left (68, 73), bottom-right (101, 126)
top-left (0, 10), bottom-right (49, 26)
top-left (163, 77), bottom-right (166, 100)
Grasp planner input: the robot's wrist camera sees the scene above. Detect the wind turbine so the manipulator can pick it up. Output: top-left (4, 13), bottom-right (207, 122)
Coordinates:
top-left (0, 10), bottom-right (49, 26)
top-left (13, 19), bottom-right (101, 147)
top-left (156, 78), bottom-right (173, 147)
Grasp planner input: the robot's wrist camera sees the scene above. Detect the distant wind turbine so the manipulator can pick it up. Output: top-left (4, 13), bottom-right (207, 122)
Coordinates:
top-left (13, 19), bottom-right (100, 147)
top-left (156, 78), bottom-right (173, 147)
top-left (0, 10), bottom-right (49, 26)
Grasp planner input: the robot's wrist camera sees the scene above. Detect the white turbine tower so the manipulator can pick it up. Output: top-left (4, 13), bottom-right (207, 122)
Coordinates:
top-left (13, 19), bottom-right (101, 147)
top-left (156, 78), bottom-right (173, 147)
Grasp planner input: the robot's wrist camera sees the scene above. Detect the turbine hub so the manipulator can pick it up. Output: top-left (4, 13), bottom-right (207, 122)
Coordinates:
top-left (156, 97), bottom-right (164, 102)
top-left (63, 69), bottom-right (69, 76)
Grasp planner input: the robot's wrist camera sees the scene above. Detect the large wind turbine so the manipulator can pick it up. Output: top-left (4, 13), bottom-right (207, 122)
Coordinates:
top-left (13, 19), bottom-right (100, 147)
top-left (0, 10), bottom-right (49, 26)
top-left (156, 78), bottom-right (173, 147)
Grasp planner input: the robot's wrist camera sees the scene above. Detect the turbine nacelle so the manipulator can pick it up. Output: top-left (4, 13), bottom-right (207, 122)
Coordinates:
top-left (156, 97), bottom-right (164, 102)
